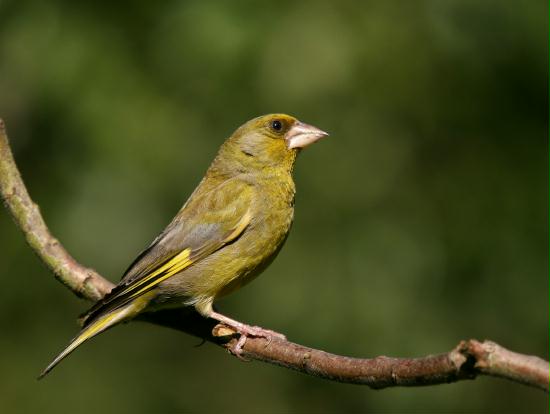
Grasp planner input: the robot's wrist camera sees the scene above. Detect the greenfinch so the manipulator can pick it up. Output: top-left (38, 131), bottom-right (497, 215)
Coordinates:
top-left (40, 114), bottom-right (328, 378)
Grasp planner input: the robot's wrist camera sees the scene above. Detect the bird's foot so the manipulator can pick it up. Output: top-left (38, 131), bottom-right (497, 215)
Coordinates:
top-left (230, 324), bottom-right (286, 360)
top-left (209, 311), bottom-right (286, 358)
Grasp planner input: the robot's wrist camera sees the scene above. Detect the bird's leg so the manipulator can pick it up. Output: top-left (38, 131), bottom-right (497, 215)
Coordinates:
top-left (208, 311), bottom-right (286, 355)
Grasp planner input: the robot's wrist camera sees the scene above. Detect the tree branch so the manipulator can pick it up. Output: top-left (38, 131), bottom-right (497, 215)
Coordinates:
top-left (1, 119), bottom-right (548, 392)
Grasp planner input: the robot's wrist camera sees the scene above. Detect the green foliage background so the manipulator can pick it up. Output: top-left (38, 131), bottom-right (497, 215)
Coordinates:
top-left (0, 1), bottom-right (547, 412)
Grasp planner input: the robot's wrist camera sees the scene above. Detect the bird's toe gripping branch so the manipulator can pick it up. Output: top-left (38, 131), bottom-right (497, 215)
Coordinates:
top-left (210, 312), bottom-right (287, 359)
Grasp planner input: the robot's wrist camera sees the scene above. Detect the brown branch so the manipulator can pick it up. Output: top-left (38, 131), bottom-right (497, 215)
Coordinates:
top-left (0, 118), bottom-right (113, 302)
top-left (1, 119), bottom-right (548, 392)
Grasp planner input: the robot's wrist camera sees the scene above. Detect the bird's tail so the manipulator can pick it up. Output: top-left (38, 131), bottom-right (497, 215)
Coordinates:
top-left (38, 303), bottom-right (137, 379)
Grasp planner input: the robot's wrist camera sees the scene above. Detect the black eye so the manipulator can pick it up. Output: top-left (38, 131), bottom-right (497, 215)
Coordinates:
top-left (271, 119), bottom-right (283, 132)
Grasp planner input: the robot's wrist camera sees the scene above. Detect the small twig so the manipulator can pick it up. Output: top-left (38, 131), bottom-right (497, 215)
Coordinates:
top-left (456, 340), bottom-right (549, 391)
top-left (1, 118), bottom-right (548, 392)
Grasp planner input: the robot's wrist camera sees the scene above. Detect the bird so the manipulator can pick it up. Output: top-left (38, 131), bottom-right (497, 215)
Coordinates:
top-left (39, 113), bottom-right (328, 378)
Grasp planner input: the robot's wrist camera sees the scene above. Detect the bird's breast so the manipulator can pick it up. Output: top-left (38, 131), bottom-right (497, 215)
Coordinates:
top-left (209, 176), bottom-right (296, 295)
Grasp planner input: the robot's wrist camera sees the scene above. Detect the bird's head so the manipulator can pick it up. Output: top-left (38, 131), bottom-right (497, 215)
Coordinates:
top-left (219, 114), bottom-right (328, 174)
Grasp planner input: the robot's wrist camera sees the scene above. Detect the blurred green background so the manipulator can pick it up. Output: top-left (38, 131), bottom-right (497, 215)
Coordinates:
top-left (0, 0), bottom-right (547, 412)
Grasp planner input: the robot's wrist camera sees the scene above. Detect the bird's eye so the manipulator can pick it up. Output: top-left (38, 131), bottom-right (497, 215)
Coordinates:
top-left (271, 119), bottom-right (283, 132)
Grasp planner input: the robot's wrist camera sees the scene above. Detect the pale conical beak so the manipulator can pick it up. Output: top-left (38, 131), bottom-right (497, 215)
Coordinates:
top-left (285, 121), bottom-right (329, 149)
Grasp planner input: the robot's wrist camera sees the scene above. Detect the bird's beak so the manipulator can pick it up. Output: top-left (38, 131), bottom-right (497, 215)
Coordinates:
top-left (285, 121), bottom-right (329, 149)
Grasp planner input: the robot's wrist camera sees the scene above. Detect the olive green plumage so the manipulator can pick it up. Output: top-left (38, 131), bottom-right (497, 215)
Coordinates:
top-left (40, 114), bottom-right (327, 378)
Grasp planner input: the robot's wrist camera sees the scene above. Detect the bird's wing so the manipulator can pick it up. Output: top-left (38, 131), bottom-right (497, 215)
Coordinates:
top-left (81, 179), bottom-right (253, 326)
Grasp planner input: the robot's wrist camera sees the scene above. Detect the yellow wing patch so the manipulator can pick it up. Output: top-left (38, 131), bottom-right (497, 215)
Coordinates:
top-left (119, 212), bottom-right (251, 302)
top-left (223, 209), bottom-right (252, 243)
top-left (119, 248), bottom-right (193, 299)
